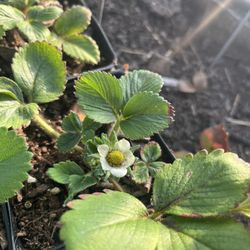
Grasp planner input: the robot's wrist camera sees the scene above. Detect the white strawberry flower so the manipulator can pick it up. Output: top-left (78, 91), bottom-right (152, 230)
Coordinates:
top-left (97, 139), bottom-right (135, 178)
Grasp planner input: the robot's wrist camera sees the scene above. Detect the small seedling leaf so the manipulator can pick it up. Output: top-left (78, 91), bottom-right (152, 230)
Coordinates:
top-left (47, 161), bottom-right (84, 185)
top-left (141, 142), bottom-right (162, 162)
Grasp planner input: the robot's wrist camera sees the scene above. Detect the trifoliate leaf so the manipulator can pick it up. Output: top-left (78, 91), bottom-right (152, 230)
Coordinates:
top-left (0, 4), bottom-right (24, 30)
top-left (132, 161), bottom-right (149, 184)
top-left (0, 25), bottom-right (5, 39)
top-left (153, 150), bottom-right (250, 216)
top-left (60, 192), bottom-right (250, 250)
top-left (76, 72), bottom-right (123, 124)
top-left (63, 34), bottom-right (100, 64)
top-left (12, 41), bottom-right (66, 103)
top-left (54, 6), bottom-right (91, 37)
top-left (233, 197), bottom-right (250, 218)
top-left (141, 142), bottom-right (162, 162)
top-left (120, 92), bottom-right (171, 140)
top-left (0, 77), bottom-right (39, 128)
top-left (0, 128), bottom-right (32, 203)
top-left (27, 6), bottom-right (63, 22)
top-left (47, 161), bottom-right (84, 184)
top-left (120, 70), bottom-right (164, 104)
top-left (17, 20), bottom-right (50, 42)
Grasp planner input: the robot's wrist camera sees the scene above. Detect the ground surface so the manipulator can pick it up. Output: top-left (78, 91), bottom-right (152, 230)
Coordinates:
top-left (86, 0), bottom-right (250, 162)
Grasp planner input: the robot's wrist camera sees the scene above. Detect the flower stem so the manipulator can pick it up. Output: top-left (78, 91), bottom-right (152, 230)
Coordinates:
top-left (32, 114), bottom-right (60, 139)
top-left (109, 177), bottom-right (124, 192)
top-left (32, 114), bottom-right (84, 154)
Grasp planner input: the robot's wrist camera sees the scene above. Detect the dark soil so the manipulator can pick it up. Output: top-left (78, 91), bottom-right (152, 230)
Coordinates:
top-left (11, 86), bottom-right (82, 250)
top-left (85, 0), bottom-right (250, 162)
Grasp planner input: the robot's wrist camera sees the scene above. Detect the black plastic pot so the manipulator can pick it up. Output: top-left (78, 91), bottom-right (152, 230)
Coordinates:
top-left (65, 0), bottom-right (117, 80)
top-left (0, 0), bottom-right (117, 79)
top-left (1, 134), bottom-right (175, 250)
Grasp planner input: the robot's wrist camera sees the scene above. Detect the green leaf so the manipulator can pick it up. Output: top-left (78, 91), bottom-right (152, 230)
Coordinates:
top-left (0, 128), bottom-right (32, 203)
top-left (12, 41), bottom-right (66, 103)
top-left (0, 77), bottom-right (39, 128)
top-left (47, 161), bottom-right (84, 184)
top-left (164, 216), bottom-right (250, 250)
top-left (27, 6), bottom-right (63, 22)
top-left (120, 92), bottom-right (171, 140)
top-left (0, 77), bottom-right (24, 101)
top-left (60, 192), bottom-right (250, 250)
top-left (0, 25), bottom-right (5, 39)
top-left (233, 197), bottom-right (250, 218)
top-left (67, 174), bottom-right (97, 201)
top-left (54, 6), bottom-right (91, 37)
top-left (132, 161), bottom-right (149, 184)
top-left (148, 161), bottom-right (165, 176)
top-left (63, 34), bottom-right (100, 64)
top-left (0, 4), bottom-right (24, 30)
top-left (120, 70), bottom-right (164, 104)
top-left (17, 20), bottom-right (50, 42)
top-left (76, 72), bottom-right (123, 123)
top-left (141, 142), bottom-right (162, 162)
top-left (7, 0), bottom-right (37, 10)
top-left (57, 112), bottom-right (82, 152)
top-left (153, 150), bottom-right (250, 216)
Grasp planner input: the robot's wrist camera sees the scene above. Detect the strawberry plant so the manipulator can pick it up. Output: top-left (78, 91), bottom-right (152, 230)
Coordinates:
top-left (47, 70), bottom-right (173, 201)
top-left (0, 0), bottom-right (100, 64)
top-left (60, 150), bottom-right (250, 250)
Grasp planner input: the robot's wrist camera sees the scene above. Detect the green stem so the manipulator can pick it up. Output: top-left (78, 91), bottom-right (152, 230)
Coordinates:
top-left (32, 114), bottom-right (84, 154)
top-left (149, 210), bottom-right (164, 221)
top-left (32, 114), bottom-right (60, 139)
top-left (108, 119), bottom-right (120, 139)
top-left (109, 177), bottom-right (125, 192)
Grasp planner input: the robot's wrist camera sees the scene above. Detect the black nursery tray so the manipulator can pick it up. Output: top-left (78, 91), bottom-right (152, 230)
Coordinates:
top-left (1, 134), bottom-right (175, 250)
top-left (65, 0), bottom-right (117, 80)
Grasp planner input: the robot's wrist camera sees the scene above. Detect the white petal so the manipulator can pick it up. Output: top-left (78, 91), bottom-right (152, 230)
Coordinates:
top-left (97, 144), bottom-right (109, 157)
top-left (115, 139), bottom-right (130, 152)
top-left (110, 167), bottom-right (127, 178)
top-left (100, 157), bottom-right (113, 171)
top-left (121, 151), bottom-right (135, 168)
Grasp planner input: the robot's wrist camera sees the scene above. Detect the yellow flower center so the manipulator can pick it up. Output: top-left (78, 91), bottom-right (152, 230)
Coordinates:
top-left (106, 150), bottom-right (125, 167)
